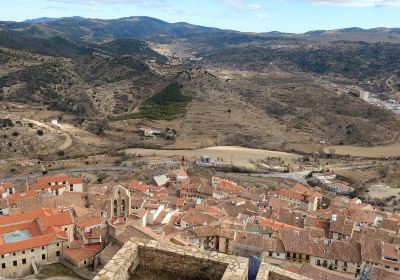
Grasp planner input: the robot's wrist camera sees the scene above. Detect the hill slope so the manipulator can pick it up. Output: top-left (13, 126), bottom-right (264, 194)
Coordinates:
top-left (0, 16), bottom-right (399, 151)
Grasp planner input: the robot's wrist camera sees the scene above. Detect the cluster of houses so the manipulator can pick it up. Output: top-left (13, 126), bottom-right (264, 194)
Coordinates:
top-left (312, 171), bottom-right (354, 195)
top-left (0, 166), bottom-right (399, 280)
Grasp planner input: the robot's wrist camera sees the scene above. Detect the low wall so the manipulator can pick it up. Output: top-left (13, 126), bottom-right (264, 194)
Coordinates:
top-left (94, 238), bottom-right (248, 280)
top-left (94, 238), bottom-right (312, 280)
top-left (138, 245), bottom-right (228, 279)
top-left (256, 264), bottom-right (312, 280)
top-left (94, 240), bottom-right (139, 280)
top-left (59, 258), bottom-right (95, 280)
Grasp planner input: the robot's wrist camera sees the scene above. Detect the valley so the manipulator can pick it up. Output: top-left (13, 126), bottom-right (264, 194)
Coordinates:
top-left (0, 17), bottom-right (399, 166)
top-left (0, 4), bottom-right (400, 279)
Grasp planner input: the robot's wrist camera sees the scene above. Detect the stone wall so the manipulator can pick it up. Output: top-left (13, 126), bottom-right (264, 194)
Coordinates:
top-left (94, 238), bottom-right (248, 280)
top-left (95, 239), bottom-right (139, 280)
top-left (138, 244), bottom-right (228, 279)
top-left (256, 264), bottom-right (312, 280)
top-left (94, 238), bottom-right (312, 280)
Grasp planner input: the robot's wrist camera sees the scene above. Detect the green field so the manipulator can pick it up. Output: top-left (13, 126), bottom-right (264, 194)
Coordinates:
top-left (110, 82), bottom-right (191, 121)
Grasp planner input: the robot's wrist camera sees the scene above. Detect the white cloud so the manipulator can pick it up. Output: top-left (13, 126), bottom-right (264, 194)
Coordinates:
top-left (221, 0), bottom-right (245, 8)
top-left (221, 0), bottom-right (264, 10)
top-left (48, 0), bottom-right (164, 6)
top-left (307, 0), bottom-right (400, 7)
top-left (248, 4), bottom-right (262, 10)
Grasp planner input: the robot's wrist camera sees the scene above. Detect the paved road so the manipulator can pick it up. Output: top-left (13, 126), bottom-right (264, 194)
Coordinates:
top-left (223, 162), bottom-right (394, 185)
top-left (1, 160), bottom-right (393, 184)
top-left (0, 166), bottom-right (135, 183)
top-left (228, 171), bottom-right (311, 184)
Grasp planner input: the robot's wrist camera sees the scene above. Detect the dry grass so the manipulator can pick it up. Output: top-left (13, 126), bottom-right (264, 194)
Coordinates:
top-left (124, 146), bottom-right (301, 168)
top-left (324, 142), bottom-right (400, 158)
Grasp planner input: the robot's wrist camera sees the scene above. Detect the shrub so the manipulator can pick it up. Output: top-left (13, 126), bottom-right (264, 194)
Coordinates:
top-left (37, 130), bottom-right (44, 136)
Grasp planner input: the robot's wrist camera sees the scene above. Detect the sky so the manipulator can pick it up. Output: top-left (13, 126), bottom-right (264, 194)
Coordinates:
top-left (0, 0), bottom-right (399, 33)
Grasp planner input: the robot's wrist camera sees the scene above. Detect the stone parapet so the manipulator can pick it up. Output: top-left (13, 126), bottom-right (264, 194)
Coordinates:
top-left (94, 238), bottom-right (311, 280)
top-left (94, 239), bottom-right (139, 280)
top-left (94, 238), bottom-right (248, 280)
top-left (256, 264), bottom-right (312, 280)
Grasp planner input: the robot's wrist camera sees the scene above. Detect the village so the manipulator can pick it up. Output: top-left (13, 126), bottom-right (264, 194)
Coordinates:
top-left (0, 153), bottom-right (398, 280)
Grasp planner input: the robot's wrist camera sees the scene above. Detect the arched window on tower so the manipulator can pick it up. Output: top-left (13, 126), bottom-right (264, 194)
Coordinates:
top-left (113, 199), bottom-right (118, 217)
top-left (121, 199), bottom-right (126, 215)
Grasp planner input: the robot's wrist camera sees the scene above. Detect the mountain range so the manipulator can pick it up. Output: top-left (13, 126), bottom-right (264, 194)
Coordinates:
top-left (0, 16), bottom-right (399, 151)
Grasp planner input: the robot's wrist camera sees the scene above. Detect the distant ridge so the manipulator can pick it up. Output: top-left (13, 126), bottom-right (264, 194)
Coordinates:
top-left (23, 17), bottom-right (60, 24)
top-left (18, 17), bottom-right (399, 36)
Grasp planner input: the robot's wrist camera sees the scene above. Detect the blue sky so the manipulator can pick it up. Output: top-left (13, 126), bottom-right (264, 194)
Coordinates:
top-left (1, 0), bottom-right (399, 33)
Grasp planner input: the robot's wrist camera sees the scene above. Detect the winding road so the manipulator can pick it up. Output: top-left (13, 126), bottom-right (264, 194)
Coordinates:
top-left (27, 119), bottom-right (73, 154)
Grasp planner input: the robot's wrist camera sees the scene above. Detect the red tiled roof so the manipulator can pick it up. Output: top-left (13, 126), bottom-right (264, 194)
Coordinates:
top-left (64, 241), bottom-right (100, 263)
top-left (75, 215), bottom-right (101, 229)
top-left (0, 208), bottom-right (73, 227)
top-left (370, 267), bottom-right (400, 280)
top-left (36, 174), bottom-right (69, 184)
top-left (128, 180), bottom-right (143, 190)
top-left (35, 174), bottom-right (82, 185)
top-left (0, 233), bottom-right (66, 255)
top-left (176, 168), bottom-right (188, 178)
top-left (8, 191), bottom-right (38, 205)
top-left (216, 180), bottom-right (246, 194)
top-left (0, 182), bottom-right (15, 189)
top-left (297, 263), bottom-right (349, 280)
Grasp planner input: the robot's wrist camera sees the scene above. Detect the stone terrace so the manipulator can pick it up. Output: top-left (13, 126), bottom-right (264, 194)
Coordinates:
top-left (95, 238), bottom-right (311, 280)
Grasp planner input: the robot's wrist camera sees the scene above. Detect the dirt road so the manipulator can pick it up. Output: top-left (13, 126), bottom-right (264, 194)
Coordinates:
top-left (28, 119), bottom-right (73, 154)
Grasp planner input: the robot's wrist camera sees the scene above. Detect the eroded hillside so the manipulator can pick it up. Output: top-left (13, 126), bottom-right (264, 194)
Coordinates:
top-left (0, 17), bottom-right (399, 158)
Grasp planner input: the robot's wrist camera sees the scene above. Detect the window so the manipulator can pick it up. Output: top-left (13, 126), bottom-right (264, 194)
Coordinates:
top-left (42, 246), bottom-right (45, 250)
top-left (306, 255), bottom-right (310, 261)
top-left (64, 228), bottom-right (67, 231)
top-left (84, 261), bottom-right (87, 265)
top-left (31, 249), bottom-right (34, 252)
top-left (317, 260), bottom-right (321, 266)
top-left (22, 259), bottom-right (26, 264)
top-left (70, 186), bottom-right (73, 191)
top-left (57, 243), bottom-right (59, 247)
top-left (269, 252), bottom-right (272, 257)
top-left (42, 254), bottom-right (46, 260)
top-left (1, 255), bottom-right (3, 259)
top-left (56, 251), bottom-right (60, 257)
top-left (12, 253), bottom-right (16, 256)
top-left (395, 268), bottom-right (399, 271)
top-left (22, 250), bottom-right (25, 254)
top-left (286, 252), bottom-right (290, 258)
top-left (13, 261), bottom-right (17, 266)
top-left (2, 263), bottom-right (5, 269)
